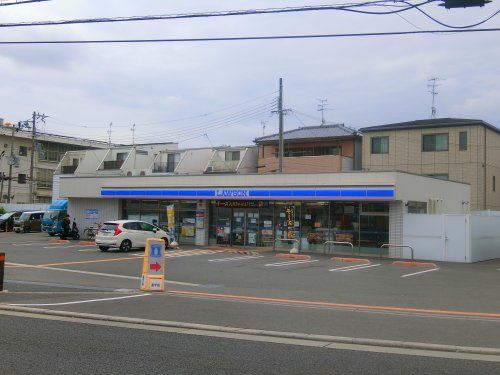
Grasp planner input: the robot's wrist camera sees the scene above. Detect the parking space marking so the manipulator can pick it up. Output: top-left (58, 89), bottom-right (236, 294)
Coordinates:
top-left (12, 243), bottom-right (56, 246)
top-left (5, 262), bottom-right (200, 287)
top-left (209, 255), bottom-right (265, 263)
top-left (43, 245), bottom-right (94, 249)
top-left (401, 268), bottom-right (440, 278)
top-left (330, 264), bottom-right (382, 272)
top-left (8, 293), bottom-right (151, 307)
top-left (5, 257), bottom-right (142, 268)
top-left (329, 263), bottom-right (375, 271)
top-left (265, 259), bottom-right (319, 267)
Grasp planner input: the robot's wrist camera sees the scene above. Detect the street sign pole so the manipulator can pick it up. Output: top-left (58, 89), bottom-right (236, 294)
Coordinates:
top-left (140, 238), bottom-right (166, 292)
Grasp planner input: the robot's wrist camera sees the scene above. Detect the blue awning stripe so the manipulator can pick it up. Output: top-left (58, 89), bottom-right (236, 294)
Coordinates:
top-left (100, 187), bottom-right (395, 200)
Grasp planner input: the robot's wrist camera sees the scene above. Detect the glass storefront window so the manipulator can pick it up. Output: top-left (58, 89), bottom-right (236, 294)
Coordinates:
top-left (274, 202), bottom-right (300, 251)
top-left (301, 202), bottom-right (329, 252)
top-left (330, 203), bottom-right (359, 246)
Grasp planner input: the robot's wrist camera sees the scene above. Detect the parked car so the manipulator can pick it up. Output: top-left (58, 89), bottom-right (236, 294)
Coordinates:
top-left (13, 211), bottom-right (45, 233)
top-left (95, 220), bottom-right (169, 252)
top-left (0, 211), bottom-right (23, 232)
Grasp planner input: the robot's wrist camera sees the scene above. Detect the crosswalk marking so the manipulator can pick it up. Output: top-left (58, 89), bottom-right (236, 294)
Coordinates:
top-left (330, 263), bottom-right (381, 272)
top-left (209, 255), bottom-right (264, 263)
top-left (265, 259), bottom-right (319, 267)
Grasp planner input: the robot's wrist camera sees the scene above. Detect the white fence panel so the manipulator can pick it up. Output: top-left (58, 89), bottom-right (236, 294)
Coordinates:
top-left (470, 213), bottom-right (500, 262)
top-left (444, 215), bottom-right (468, 263)
top-left (403, 214), bottom-right (446, 261)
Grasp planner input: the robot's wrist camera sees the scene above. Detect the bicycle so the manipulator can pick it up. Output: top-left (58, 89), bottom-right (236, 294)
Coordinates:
top-left (83, 222), bottom-right (101, 241)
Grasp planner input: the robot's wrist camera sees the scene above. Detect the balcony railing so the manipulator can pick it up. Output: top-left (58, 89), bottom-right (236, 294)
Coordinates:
top-left (102, 160), bottom-right (124, 170)
top-left (153, 162), bottom-right (177, 173)
top-left (61, 165), bottom-right (78, 174)
top-left (205, 160), bottom-right (239, 173)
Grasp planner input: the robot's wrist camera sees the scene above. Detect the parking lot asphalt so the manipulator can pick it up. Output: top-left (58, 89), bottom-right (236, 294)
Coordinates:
top-left (1, 232), bottom-right (500, 348)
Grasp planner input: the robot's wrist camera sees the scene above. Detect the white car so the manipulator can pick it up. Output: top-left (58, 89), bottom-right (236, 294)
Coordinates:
top-left (95, 220), bottom-right (169, 252)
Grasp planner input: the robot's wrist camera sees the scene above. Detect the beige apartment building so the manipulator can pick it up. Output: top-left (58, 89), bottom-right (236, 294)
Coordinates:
top-left (0, 120), bottom-right (108, 203)
top-left (360, 118), bottom-right (500, 210)
top-left (254, 124), bottom-right (362, 174)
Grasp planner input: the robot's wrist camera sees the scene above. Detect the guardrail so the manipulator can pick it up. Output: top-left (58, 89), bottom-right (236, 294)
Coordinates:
top-left (274, 238), bottom-right (300, 254)
top-left (380, 244), bottom-right (415, 260)
top-left (323, 241), bottom-right (354, 255)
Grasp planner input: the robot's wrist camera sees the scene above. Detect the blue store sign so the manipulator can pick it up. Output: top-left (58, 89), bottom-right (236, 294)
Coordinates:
top-left (101, 187), bottom-right (395, 201)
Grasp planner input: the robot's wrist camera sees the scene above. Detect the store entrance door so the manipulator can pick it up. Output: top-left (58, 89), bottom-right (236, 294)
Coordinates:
top-left (231, 209), bottom-right (260, 246)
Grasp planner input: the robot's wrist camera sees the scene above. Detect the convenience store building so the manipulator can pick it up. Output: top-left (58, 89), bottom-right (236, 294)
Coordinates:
top-left (59, 171), bottom-right (470, 255)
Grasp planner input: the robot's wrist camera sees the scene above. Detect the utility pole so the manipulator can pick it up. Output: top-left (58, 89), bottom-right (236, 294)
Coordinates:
top-left (278, 78), bottom-right (284, 173)
top-left (107, 122), bottom-right (113, 148)
top-left (28, 112), bottom-right (47, 204)
top-left (261, 121), bottom-right (267, 137)
top-left (28, 111), bottom-right (36, 204)
top-left (6, 123), bottom-right (17, 203)
top-left (317, 99), bottom-right (329, 125)
top-left (131, 124), bottom-right (136, 147)
top-left (428, 77), bottom-right (443, 119)
top-left (0, 151), bottom-right (5, 203)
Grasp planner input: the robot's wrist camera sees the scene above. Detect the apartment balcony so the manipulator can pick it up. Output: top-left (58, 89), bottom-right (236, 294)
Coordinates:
top-left (205, 160), bottom-right (239, 173)
top-left (103, 160), bottom-right (124, 170)
top-left (152, 162), bottom-right (177, 173)
top-left (61, 165), bottom-right (78, 174)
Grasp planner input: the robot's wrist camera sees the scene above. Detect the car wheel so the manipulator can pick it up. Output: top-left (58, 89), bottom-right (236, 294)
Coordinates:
top-left (162, 237), bottom-right (170, 249)
top-left (99, 246), bottom-right (109, 252)
top-left (48, 233), bottom-right (55, 237)
top-left (120, 240), bottom-right (132, 253)
top-left (23, 227), bottom-right (30, 233)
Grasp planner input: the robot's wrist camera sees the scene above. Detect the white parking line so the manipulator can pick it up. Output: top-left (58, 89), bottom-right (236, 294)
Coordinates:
top-left (209, 255), bottom-right (264, 262)
top-left (77, 249), bottom-right (99, 252)
top-left (401, 268), bottom-right (440, 278)
top-left (330, 264), bottom-right (381, 272)
top-left (5, 262), bottom-right (200, 287)
top-left (265, 259), bottom-right (319, 267)
top-left (43, 245), bottom-right (92, 249)
top-left (8, 293), bottom-right (151, 307)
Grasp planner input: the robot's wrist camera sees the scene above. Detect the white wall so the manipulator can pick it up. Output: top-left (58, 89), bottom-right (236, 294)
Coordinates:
top-left (68, 198), bottom-right (120, 230)
top-left (470, 212), bottom-right (500, 262)
top-left (403, 212), bottom-right (500, 263)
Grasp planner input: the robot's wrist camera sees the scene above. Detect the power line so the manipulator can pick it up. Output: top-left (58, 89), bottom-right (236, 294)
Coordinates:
top-left (404, 1), bottom-right (500, 29)
top-left (1, 28), bottom-right (499, 45)
top-left (0, 0), bottom-right (50, 6)
top-left (47, 91), bottom-right (278, 129)
top-left (0, 1), bottom-right (438, 28)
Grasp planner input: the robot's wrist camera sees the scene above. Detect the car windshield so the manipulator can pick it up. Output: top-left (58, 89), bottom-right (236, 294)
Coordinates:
top-left (19, 213), bottom-right (30, 221)
top-left (0, 212), bottom-right (14, 220)
top-left (43, 210), bottom-right (59, 220)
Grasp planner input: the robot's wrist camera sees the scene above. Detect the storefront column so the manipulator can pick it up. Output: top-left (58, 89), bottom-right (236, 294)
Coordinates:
top-left (195, 201), bottom-right (209, 246)
top-left (389, 201), bottom-right (404, 258)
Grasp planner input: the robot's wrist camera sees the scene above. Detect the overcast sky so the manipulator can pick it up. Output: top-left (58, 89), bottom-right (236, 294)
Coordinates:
top-left (0, 0), bottom-right (499, 147)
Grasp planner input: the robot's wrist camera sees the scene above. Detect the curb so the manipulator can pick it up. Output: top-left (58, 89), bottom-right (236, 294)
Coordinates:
top-left (392, 261), bottom-right (437, 268)
top-left (0, 304), bottom-right (499, 356)
top-left (78, 241), bottom-right (95, 246)
top-left (50, 239), bottom-right (69, 244)
top-left (222, 250), bottom-right (261, 256)
top-left (331, 257), bottom-right (370, 264)
top-left (275, 253), bottom-right (311, 260)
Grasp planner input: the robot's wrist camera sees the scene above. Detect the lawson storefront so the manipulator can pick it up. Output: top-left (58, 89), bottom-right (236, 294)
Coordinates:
top-left (62, 171), bottom-right (470, 256)
top-left (101, 186), bottom-right (394, 254)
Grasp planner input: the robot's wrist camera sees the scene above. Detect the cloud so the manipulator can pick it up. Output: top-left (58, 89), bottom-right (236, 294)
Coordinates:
top-left (0, 0), bottom-right (499, 148)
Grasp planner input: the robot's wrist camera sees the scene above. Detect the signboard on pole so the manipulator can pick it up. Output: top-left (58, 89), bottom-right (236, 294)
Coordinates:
top-left (140, 238), bottom-right (165, 292)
